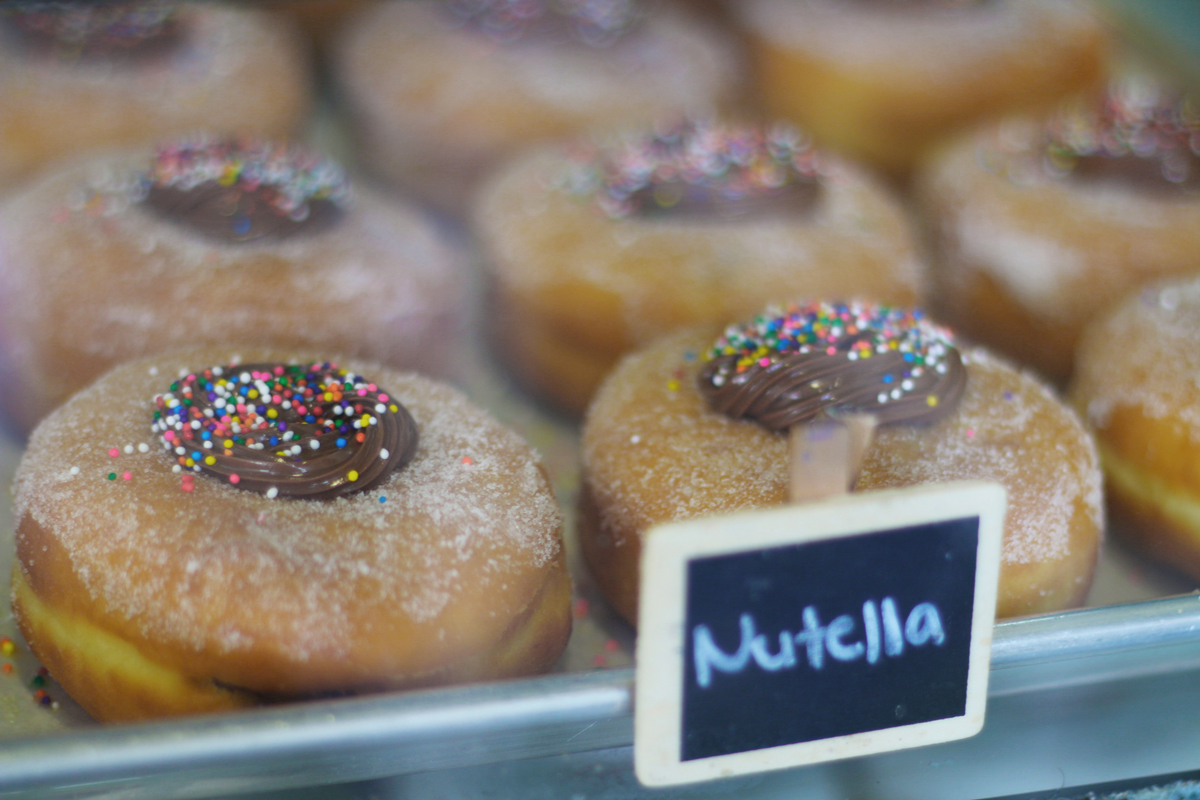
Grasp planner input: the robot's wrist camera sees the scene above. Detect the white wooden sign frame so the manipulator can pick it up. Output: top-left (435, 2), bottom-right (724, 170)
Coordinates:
top-left (634, 481), bottom-right (1007, 787)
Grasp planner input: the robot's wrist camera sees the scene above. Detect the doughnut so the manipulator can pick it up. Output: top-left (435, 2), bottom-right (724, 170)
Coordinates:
top-left (475, 122), bottom-right (926, 414)
top-left (11, 349), bottom-right (571, 722)
top-left (580, 302), bottom-right (1103, 625)
top-left (333, 0), bottom-right (744, 214)
top-left (0, 2), bottom-right (309, 192)
top-left (0, 136), bottom-right (466, 435)
top-left (917, 79), bottom-right (1200, 383)
top-left (730, 0), bottom-right (1107, 179)
top-left (1071, 278), bottom-right (1200, 582)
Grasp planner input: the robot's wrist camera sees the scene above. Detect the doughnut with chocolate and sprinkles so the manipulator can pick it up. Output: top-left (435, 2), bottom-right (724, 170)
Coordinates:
top-left (731, 0), bottom-right (1106, 178)
top-left (12, 349), bottom-right (570, 722)
top-left (0, 137), bottom-right (466, 434)
top-left (580, 305), bottom-right (1103, 626)
top-left (917, 78), bottom-right (1200, 382)
top-left (475, 122), bottom-right (925, 414)
top-left (333, 0), bottom-right (745, 214)
top-left (0, 2), bottom-right (309, 191)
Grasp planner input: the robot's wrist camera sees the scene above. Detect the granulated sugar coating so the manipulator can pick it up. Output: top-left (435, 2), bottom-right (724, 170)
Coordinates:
top-left (1074, 279), bottom-right (1200, 444)
top-left (1071, 277), bottom-right (1200, 581)
top-left (916, 111), bottom-right (1200, 381)
top-left (0, 4), bottom-right (309, 190)
top-left (475, 140), bottom-right (924, 412)
top-left (13, 349), bottom-right (566, 716)
top-left (582, 329), bottom-right (1102, 622)
top-left (0, 153), bottom-right (466, 434)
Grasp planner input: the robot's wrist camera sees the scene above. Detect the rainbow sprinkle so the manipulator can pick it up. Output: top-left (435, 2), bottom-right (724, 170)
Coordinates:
top-left (151, 362), bottom-right (403, 498)
top-left (142, 136), bottom-right (352, 222)
top-left (561, 121), bottom-right (823, 219)
top-left (704, 301), bottom-right (956, 382)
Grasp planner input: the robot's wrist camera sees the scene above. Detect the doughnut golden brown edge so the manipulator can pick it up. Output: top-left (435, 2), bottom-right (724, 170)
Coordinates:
top-left (11, 349), bottom-right (571, 722)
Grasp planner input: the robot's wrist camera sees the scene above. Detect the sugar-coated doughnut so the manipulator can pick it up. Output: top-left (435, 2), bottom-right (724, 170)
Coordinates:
top-left (334, 0), bottom-right (744, 214)
top-left (0, 137), bottom-right (466, 434)
top-left (12, 349), bottom-right (570, 722)
top-left (917, 79), bottom-right (1200, 383)
top-left (0, 2), bottom-right (309, 191)
top-left (731, 0), bottom-right (1106, 178)
top-left (581, 304), bottom-right (1103, 625)
top-left (1071, 278), bottom-right (1200, 582)
top-left (475, 123), bottom-right (926, 414)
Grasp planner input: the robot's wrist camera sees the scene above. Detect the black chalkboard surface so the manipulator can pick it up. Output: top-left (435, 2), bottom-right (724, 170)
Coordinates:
top-left (682, 517), bottom-right (978, 761)
top-left (634, 482), bottom-right (1005, 787)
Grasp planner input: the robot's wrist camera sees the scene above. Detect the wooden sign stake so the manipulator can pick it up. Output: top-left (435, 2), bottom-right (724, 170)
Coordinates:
top-left (788, 413), bottom-right (877, 503)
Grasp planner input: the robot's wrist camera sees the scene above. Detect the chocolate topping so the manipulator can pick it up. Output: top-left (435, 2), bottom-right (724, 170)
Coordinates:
top-left (152, 362), bottom-right (418, 500)
top-left (1005, 80), bottom-right (1200, 195)
top-left (140, 137), bottom-right (351, 244)
top-left (565, 122), bottom-right (824, 220)
top-left (1, 1), bottom-right (182, 61)
top-left (698, 302), bottom-right (966, 431)
top-left (444, 0), bottom-right (642, 47)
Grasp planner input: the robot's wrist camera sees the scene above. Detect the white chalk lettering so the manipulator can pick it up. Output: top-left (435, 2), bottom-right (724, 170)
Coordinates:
top-left (882, 597), bottom-right (905, 656)
top-left (751, 628), bottom-right (797, 671)
top-left (826, 615), bottom-right (864, 662)
top-left (863, 600), bottom-right (881, 664)
top-left (693, 614), bottom-right (754, 689)
top-left (905, 602), bottom-right (946, 646)
top-left (692, 598), bottom-right (948, 689)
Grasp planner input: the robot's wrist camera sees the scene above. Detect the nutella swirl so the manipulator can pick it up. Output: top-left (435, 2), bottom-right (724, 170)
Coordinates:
top-left (991, 79), bottom-right (1200, 194)
top-left (699, 302), bottom-right (966, 431)
top-left (152, 362), bottom-right (417, 499)
top-left (2, 1), bottom-right (182, 61)
top-left (140, 137), bottom-right (351, 244)
top-left (562, 122), bottom-right (823, 220)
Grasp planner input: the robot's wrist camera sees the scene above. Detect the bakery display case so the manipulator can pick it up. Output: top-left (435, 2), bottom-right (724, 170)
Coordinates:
top-left (1, 0), bottom-right (1199, 798)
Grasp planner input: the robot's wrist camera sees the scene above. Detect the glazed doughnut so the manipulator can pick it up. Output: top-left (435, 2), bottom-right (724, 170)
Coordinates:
top-left (581, 302), bottom-right (1103, 625)
top-left (1071, 278), bottom-right (1200, 582)
top-left (917, 79), bottom-right (1200, 383)
top-left (11, 349), bottom-right (571, 722)
top-left (0, 2), bottom-right (309, 192)
top-left (730, 0), bottom-right (1106, 179)
top-left (475, 122), bottom-right (926, 415)
top-left (333, 0), bottom-right (744, 214)
top-left (0, 136), bottom-right (466, 434)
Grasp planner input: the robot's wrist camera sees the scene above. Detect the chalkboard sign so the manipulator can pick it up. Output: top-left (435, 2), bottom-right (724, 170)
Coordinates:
top-left (635, 482), bottom-right (1005, 787)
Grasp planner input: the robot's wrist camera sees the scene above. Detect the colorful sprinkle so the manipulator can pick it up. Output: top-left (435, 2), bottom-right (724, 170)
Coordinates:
top-left (151, 362), bottom-right (417, 499)
top-left (144, 136), bottom-right (351, 221)
top-left (699, 301), bottom-right (965, 429)
top-left (562, 121), bottom-right (822, 219)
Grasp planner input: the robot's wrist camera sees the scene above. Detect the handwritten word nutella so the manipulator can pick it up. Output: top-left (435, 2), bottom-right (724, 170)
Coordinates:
top-left (693, 599), bottom-right (946, 689)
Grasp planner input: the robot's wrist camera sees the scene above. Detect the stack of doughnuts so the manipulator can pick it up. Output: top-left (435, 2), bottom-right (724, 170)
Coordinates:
top-left (0, 1), bottom-right (309, 192)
